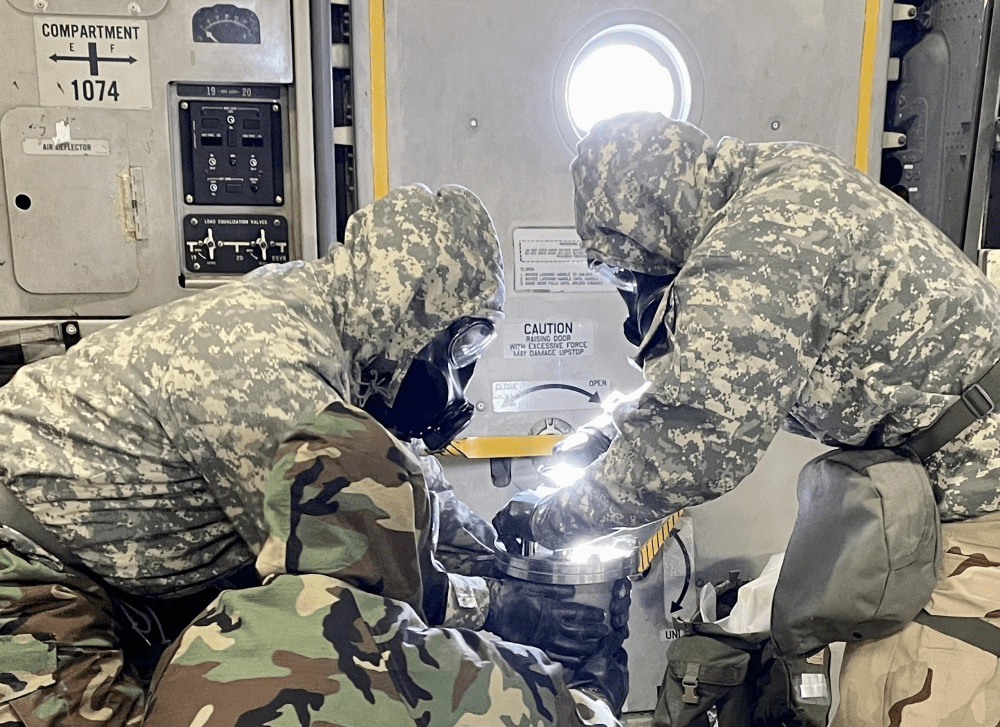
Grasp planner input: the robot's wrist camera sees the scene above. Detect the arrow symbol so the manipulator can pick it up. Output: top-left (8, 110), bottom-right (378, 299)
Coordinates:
top-left (669, 530), bottom-right (691, 613)
top-left (513, 383), bottom-right (601, 403)
top-left (49, 43), bottom-right (137, 76)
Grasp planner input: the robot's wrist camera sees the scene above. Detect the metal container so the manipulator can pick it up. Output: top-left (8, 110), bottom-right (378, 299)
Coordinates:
top-left (494, 535), bottom-right (638, 615)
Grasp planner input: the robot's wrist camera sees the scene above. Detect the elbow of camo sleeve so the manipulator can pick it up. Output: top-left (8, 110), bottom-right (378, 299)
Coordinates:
top-left (443, 574), bottom-right (491, 629)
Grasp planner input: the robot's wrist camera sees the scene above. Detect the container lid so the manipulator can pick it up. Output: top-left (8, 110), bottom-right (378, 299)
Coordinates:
top-left (494, 535), bottom-right (638, 585)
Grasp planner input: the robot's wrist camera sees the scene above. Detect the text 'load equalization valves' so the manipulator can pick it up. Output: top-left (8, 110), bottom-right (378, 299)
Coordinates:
top-left (183, 215), bottom-right (290, 274)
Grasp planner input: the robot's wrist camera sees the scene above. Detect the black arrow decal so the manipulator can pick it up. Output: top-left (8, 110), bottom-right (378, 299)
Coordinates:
top-left (513, 383), bottom-right (601, 403)
top-left (669, 530), bottom-right (691, 613)
top-left (49, 43), bottom-right (136, 75)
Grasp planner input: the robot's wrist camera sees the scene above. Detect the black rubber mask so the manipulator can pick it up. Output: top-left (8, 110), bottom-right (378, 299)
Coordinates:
top-left (618, 271), bottom-right (676, 349)
top-left (364, 318), bottom-right (495, 451)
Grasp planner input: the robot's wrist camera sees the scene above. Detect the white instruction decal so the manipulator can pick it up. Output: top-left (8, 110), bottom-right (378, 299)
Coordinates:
top-left (513, 228), bottom-right (613, 292)
top-left (22, 120), bottom-right (109, 155)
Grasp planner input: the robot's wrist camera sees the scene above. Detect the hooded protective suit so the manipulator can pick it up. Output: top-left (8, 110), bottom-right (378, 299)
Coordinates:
top-left (0, 184), bottom-right (503, 594)
top-left (0, 185), bottom-right (504, 726)
top-left (529, 112), bottom-right (1000, 549)
top-left (524, 113), bottom-right (1000, 726)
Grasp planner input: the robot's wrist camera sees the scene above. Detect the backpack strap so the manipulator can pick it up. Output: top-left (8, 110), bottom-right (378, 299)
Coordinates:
top-left (681, 662), bottom-right (701, 704)
top-left (906, 359), bottom-right (1000, 460)
top-left (913, 610), bottom-right (1000, 657)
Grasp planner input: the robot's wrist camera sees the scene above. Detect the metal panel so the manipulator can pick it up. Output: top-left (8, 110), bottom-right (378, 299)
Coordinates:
top-left (0, 0), bottom-right (301, 317)
top-left (2, 107), bottom-right (139, 294)
top-left (881, 0), bottom-right (993, 250)
top-left (378, 2), bottom-right (882, 713)
top-left (5, 0), bottom-right (169, 16)
top-left (966, 2), bottom-right (1000, 259)
top-left (381, 0), bottom-right (869, 440)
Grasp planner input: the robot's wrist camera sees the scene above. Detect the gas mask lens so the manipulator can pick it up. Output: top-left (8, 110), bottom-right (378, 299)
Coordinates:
top-left (588, 259), bottom-right (637, 292)
top-left (449, 320), bottom-right (496, 368)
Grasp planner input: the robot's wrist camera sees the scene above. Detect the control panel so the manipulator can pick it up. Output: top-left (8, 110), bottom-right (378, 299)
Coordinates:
top-left (183, 215), bottom-right (289, 274)
top-left (172, 83), bottom-right (293, 282)
top-left (178, 93), bottom-right (284, 206)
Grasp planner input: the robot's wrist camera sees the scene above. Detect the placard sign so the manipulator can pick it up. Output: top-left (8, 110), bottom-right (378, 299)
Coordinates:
top-left (34, 16), bottom-right (152, 110)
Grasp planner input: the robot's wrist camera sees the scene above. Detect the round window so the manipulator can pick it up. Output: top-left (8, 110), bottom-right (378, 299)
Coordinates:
top-left (564, 24), bottom-right (693, 138)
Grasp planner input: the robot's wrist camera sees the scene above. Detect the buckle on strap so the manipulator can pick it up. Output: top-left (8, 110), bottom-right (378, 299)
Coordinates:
top-left (682, 663), bottom-right (700, 704)
top-left (962, 383), bottom-right (996, 419)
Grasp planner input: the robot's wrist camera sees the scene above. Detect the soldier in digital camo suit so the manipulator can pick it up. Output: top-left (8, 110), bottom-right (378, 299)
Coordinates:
top-left (143, 401), bottom-right (627, 726)
top-left (0, 184), bottom-right (625, 726)
top-left (494, 112), bottom-right (1000, 724)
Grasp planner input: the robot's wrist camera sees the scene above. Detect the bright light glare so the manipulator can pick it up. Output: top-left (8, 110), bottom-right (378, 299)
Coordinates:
top-left (567, 541), bottom-right (634, 564)
top-left (540, 462), bottom-right (586, 489)
top-left (567, 43), bottom-right (676, 135)
top-left (558, 429), bottom-right (591, 450)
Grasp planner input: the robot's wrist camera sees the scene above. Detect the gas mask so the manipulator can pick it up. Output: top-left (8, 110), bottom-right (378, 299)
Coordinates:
top-left (363, 317), bottom-right (496, 451)
top-left (589, 260), bottom-right (676, 366)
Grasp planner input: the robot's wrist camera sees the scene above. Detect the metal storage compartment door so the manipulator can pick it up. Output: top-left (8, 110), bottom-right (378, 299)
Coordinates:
top-left (2, 107), bottom-right (138, 294)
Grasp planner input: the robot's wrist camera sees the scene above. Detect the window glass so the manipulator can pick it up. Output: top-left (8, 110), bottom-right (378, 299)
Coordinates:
top-left (566, 25), bottom-right (692, 137)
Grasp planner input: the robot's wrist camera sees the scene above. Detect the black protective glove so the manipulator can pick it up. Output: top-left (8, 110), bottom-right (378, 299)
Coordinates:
top-left (492, 490), bottom-right (541, 555)
top-left (566, 577), bottom-right (632, 715)
top-left (608, 576), bottom-right (632, 640)
top-left (548, 416), bottom-right (614, 470)
top-left (484, 577), bottom-right (610, 667)
top-left (567, 642), bottom-right (630, 717)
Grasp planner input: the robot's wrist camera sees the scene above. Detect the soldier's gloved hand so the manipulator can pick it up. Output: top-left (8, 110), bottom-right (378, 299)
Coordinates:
top-left (549, 416), bottom-right (614, 470)
top-left (492, 490), bottom-right (541, 555)
top-left (484, 578), bottom-right (610, 667)
top-left (608, 577), bottom-right (632, 641)
top-left (567, 641), bottom-right (630, 717)
top-left (565, 577), bottom-right (632, 715)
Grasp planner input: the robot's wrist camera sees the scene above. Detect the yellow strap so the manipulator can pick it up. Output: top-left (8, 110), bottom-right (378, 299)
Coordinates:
top-left (637, 509), bottom-right (685, 574)
top-left (439, 434), bottom-right (567, 459)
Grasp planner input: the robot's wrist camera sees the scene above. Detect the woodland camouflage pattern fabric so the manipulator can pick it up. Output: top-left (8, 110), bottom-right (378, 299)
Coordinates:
top-left (0, 546), bottom-right (145, 727)
top-left (833, 511), bottom-right (1000, 726)
top-left (0, 183), bottom-right (503, 595)
top-left (413, 447), bottom-right (498, 578)
top-left (530, 111), bottom-right (1000, 549)
top-left (144, 402), bottom-right (619, 727)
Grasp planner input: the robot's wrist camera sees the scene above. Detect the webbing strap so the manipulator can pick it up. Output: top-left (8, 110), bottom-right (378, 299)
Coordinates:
top-left (681, 662), bottom-right (700, 704)
top-left (906, 359), bottom-right (1000, 460)
top-left (914, 610), bottom-right (1000, 657)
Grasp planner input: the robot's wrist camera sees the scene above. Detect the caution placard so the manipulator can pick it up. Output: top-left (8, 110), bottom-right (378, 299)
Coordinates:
top-left (33, 17), bottom-right (152, 110)
top-left (503, 320), bottom-right (595, 359)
